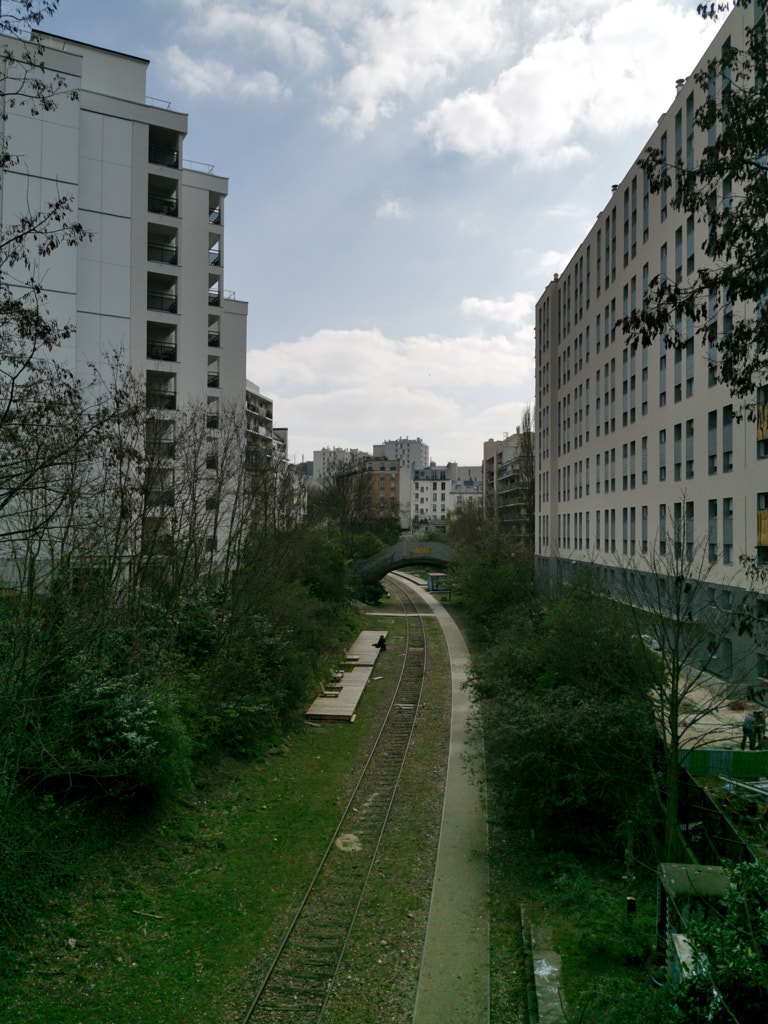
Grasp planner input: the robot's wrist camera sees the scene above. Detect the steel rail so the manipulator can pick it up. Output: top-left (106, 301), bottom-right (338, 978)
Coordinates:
top-left (242, 578), bottom-right (429, 1024)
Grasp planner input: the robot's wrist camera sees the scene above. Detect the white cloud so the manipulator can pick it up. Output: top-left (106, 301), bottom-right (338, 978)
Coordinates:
top-left (418, 0), bottom-right (718, 166)
top-left (376, 198), bottom-right (411, 220)
top-left (246, 324), bottom-right (534, 464)
top-left (460, 292), bottom-right (536, 329)
top-left (536, 249), bottom-right (575, 275)
top-left (322, 0), bottom-right (510, 134)
top-left (176, 1), bottom-right (327, 68)
top-left (165, 45), bottom-right (287, 99)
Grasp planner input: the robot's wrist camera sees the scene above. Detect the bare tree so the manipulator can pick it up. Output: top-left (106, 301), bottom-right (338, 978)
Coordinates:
top-left (617, 504), bottom-right (751, 859)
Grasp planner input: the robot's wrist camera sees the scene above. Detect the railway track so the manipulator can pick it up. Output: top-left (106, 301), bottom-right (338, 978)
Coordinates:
top-left (242, 575), bottom-right (430, 1023)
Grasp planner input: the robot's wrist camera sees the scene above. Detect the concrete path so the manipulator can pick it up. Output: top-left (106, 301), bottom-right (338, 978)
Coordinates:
top-left (394, 576), bottom-right (490, 1024)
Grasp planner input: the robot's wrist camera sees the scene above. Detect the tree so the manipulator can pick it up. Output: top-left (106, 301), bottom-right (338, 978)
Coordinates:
top-left (676, 860), bottom-right (768, 1024)
top-left (468, 569), bottom-right (658, 851)
top-left (619, 1), bottom-right (768, 404)
top-left (617, 508), bottom-right (751, 860)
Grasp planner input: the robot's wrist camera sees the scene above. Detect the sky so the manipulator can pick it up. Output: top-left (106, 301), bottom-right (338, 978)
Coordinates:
top-left (43, 0), bottom-right (721, 466)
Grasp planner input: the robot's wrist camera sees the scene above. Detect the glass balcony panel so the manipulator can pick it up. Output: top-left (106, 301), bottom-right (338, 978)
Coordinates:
top-left (148, 242), bottom-right (178, 264)
top-left (148, 194), bottom-right (178, 217)
top-left (146, 339), bottom-right (177, 361)
top-left (149, 146), bottom-right (179, 168)
top-left (147, 292), bottom-right (178, 314)
top-left (207, 373), bottom-right (220, 389)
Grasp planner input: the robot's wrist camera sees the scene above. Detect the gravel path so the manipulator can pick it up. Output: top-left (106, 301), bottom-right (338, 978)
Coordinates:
top-left (395, 577), bottom-right (490, 1024)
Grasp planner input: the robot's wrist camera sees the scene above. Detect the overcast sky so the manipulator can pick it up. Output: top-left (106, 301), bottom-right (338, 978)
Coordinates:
top-left (45, 0), bottom-right (720, 465)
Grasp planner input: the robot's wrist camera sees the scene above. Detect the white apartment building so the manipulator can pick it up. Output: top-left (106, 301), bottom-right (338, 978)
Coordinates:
top-left (535, 4), bottom-right (767, 684)
top-left (311, 446), bottom-right (370, 488)
top-left (1, 30), bottom-right (248, 429)
top-left (372, 437), bottom-right (430, 472)
top-left (412, 463), bottom-right (482, 526)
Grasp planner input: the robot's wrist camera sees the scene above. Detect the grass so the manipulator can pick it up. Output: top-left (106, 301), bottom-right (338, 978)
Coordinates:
top-left (1, 606), bottom-right (451, 1024)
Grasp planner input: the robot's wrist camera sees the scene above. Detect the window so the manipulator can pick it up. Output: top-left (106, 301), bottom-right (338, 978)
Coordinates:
top-left (659, 504), bottom-right (667, 556)
top-left (642, 505), bottom-right (648, 553)
top-left (674, 422), bottom-right (682, 481)
top-left (641, 436), bottom-right (648, 484)
top-left (723, 405), bottom-right (733, 472)
top-left (659, 429), bottom-right (667, 481)
top-left (659, 351), bottom-right (667, 407)
top-left (708, 498), bottom-right (718, 563)
top-left (758, 492), bottom-right (768, 565)
top-left (686, 419), bottom-right (694, 479)
top-left (757, 385), bottom-right (768, 459)
top-left (708, 410), bottom-right (717, 474)
top-left (723, 497), bottom-right (733, 564)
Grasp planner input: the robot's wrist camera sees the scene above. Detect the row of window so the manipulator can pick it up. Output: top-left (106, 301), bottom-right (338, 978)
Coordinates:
top-left (545, 492), bottom-right (768, 566)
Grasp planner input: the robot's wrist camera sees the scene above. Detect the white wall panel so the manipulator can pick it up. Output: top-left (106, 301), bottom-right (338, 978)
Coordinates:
top-left (100, 263), bottom-right (130, 318)
top-left (101, 161), bottom-right (131, 217)
top-left (77, 257), bottom-right (100, 313)
top-left (41, 121), bottom-right (79, 184)
top-left (99, 214), bottom-right (131, 266)
top-left (103, 117), bottom-right (132, 167)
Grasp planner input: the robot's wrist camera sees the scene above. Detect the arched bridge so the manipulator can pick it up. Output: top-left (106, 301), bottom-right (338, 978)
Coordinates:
top-left (353, 540), bottom-right (451, 585)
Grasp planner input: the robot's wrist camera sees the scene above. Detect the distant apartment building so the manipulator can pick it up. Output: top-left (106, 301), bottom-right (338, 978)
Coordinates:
top-left (483, 430), bottom-right (535, 548)
top-left (534, 3), bottom-right (767, 684)
top-left (372, 437), bottom-right (430, 471)
top-left (412, 463), bottom-right (482, 526)
top-left (312, 446), bottom-right (370, 488)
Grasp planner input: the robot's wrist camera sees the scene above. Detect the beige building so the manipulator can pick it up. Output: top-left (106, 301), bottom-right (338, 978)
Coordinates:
top-left (535, 3), bottom-right (767, 685)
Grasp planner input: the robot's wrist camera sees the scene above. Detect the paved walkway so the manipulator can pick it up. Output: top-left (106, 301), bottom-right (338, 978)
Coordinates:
top-left (393, 576), bottom-right (490, 1024)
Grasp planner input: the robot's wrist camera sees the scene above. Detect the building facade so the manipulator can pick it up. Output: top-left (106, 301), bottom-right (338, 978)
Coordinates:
top-left (0, 31), bottom-right (257, 579)
top-left (534, 3), bottom-right (767, 685)
top-left (1, 31), bottom-right (248, 408)
top-left (372, 437), bottom-right (430, 472)
top-left (411, 463), bottom-right (482, 526)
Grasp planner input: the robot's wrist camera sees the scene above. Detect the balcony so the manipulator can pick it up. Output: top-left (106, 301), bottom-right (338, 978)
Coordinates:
top-left (207, 331), bottom-right (220, 347)
top-left (148, 193), bottom-right (178, 217)
top-left (146, 338), bottom-right (177, 361)
top-left (146, 391), bottom-right (176, 411)
top-left (149, 145), bottom-right (179, 169)
top-left (206, 414), bottom-right (219, 430)
top-left (207, 372), bottom-right (220, 389)
top-left (148, 292), bottom-right (177, 314)
top-left (207, 288), bottom-right (220, 307)
top-left (209, 206), bottom-right (221, 225)
top-left (146, 488), bottom-right (175, 508)
top-left (146, 440), bottom-right (176, 459)
top-left (148, 241), bottom-right (178, 265)
top-left (208, 247), bottom-right (221, 266)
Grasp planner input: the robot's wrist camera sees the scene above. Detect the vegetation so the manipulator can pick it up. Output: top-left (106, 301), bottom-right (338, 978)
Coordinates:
top-left (620, 0), bottom-right (768, 403)
top-left (676, 860), bottom-right (768, 1024)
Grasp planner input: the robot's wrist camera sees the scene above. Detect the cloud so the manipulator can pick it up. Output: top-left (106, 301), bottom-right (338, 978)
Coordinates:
top-left (246, 324), bottom-right (534, 464)
top-left (176, 0), bottom-right (327, 68)
top-left (322, 0), bottom-right (510, 134)
top-left (376, 198), bottom-right (411, 220)
top-left (418, 0), bottom-right (718, 166)
top-left (165, 45), bottom-right (287, 99)
top-left (460, 292), bottom-right (536, 329)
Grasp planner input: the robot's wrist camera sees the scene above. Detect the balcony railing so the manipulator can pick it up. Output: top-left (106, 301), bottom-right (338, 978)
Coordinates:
top-left (146, 339), bottom-right (177, 361)
top-left (146, 440), bottom-right (176, 458)
top-left (146, 488), bottom-right (175, 508)
top-left (207, 372), bottom-right (220, 389)
top-left (148, 242), bottom-right (178, 265)
top-left (148, 194), bottom-right (178, 217)
top-left (209, 207), bottom-right (221, 224)
top-left (207, 331), bottom-right (220, 347)
top-left (149, 146), bottom-right (179, 168)
top-left (146, 391), bottom-right (177, 411)
top-left (206, 414), bottom-right (219, 430)
top-left (208, 248), bottom-right (221, 266)
top-left (207, 289), bottom-right (221, 307)
top-left (148, 292), bottom-right (178, 314)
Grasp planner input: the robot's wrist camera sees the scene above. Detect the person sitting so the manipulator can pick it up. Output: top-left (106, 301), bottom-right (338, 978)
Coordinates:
top-left (373, 634), bottom-right (386, 651)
